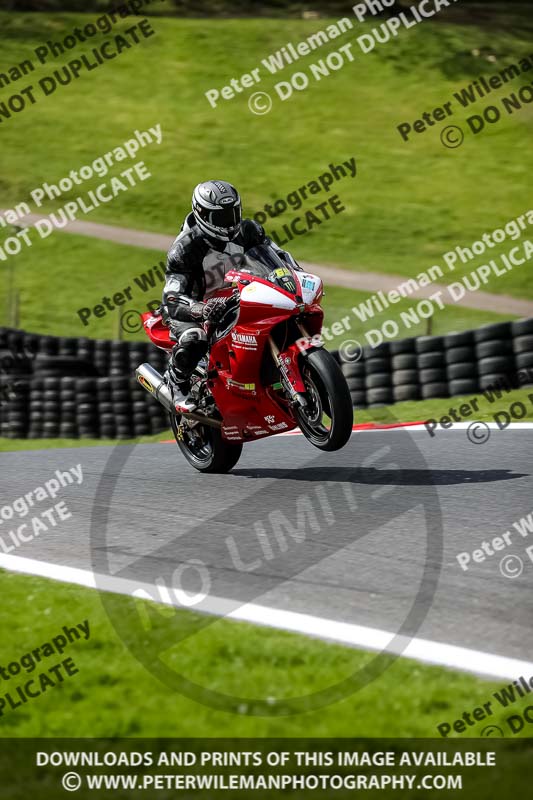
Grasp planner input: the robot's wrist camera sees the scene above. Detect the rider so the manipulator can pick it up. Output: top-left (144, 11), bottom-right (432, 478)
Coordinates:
top-left (161, 180), bottom-right (299, 412)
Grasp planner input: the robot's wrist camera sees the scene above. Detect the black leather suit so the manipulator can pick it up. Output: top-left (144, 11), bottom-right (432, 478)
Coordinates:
top-left (162, 213), bottom-right (296, 379)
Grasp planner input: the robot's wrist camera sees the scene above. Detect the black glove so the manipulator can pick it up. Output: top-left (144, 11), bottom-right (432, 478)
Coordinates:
top-left (204, 297), bottom-right (232, 324)
top-left (191, 292), bottom-right (239, 325)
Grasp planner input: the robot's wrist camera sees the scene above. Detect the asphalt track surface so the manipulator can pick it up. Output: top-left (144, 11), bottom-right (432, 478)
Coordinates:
top-left (1, 427), bottom-right (532, 676)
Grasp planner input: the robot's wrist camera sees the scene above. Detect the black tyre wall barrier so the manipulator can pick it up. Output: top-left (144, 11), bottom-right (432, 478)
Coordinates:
top-left (340, 320), bottom-right (533, 410)
top-left (1, 319), bottom-right (533, 437)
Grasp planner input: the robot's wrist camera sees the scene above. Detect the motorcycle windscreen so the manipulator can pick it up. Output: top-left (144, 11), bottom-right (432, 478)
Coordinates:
top-left (242, 245), bottom-right (299, 295)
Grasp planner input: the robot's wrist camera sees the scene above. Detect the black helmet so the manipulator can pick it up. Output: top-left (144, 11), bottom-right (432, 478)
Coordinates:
top-left (192, 180), bottom-right (242, 242)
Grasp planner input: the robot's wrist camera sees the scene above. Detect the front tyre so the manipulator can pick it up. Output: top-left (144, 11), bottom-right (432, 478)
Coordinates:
top-left (295, 349), bottom-right (353, 451)
top-left (170, 416), bottom-right (243, 473)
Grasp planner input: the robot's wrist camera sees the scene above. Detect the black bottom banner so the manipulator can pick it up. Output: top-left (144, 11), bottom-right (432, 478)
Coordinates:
top-left (0, 738), bottom-right (530, 798)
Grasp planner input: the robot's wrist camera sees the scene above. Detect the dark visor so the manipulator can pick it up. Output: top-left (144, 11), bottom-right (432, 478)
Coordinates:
top-left (205, 204), bottom-right (241, 229)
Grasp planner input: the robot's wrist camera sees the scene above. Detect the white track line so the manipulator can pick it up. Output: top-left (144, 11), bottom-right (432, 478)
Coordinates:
top-left (279, 422), bottom-right (533, 435)
top-left (0, 552), bottom-right (531, 682)
top-left (406, 422), bottom-right (533, 430)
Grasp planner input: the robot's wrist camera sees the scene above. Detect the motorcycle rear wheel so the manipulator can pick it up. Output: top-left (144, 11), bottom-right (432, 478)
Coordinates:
top-left (170, 415), bottom-right (243, 473)
top-left (295, 349), bottom-right (353, 451)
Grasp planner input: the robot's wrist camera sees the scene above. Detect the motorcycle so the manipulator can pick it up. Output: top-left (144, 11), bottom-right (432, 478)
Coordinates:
top-left (136, 243), bottom-right (353, 473)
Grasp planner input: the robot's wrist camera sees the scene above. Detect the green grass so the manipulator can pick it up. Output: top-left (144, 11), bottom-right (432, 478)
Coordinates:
top-left (0, 568), bottom-right (527, 740)
top-left (322, 284), bottom-right (517, 351)
top-left (0, 431), bottom-right (168, 452)
top-left (1, 231), bottom-right (517, 339)
top-left (1, 234), bottom-right (166, 336)
top-left (354, 386), bottom-right (533, 425)
top-left (0, 10), bottom-right (532, 306)
top-left (4, 571), bottom-right (533, 795)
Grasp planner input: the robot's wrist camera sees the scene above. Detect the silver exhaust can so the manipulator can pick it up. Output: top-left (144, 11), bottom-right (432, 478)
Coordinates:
top-left (135, 362), bottom-right (174, 414)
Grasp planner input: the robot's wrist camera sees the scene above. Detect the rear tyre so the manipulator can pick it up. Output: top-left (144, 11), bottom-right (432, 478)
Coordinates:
top-left (295, 349), bottom-right (353, 452)
top-left (170, 415), bottom-right (243, 473)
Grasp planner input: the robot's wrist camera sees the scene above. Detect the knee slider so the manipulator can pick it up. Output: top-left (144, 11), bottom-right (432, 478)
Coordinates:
top-left (178, 328), bottom-right (207, 346)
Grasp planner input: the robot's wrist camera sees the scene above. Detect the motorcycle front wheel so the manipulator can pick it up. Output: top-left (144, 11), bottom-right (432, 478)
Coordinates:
top-left (170, 415), bottom-right (243, 473)
top-left (295, 349), bottom-right (353, 452)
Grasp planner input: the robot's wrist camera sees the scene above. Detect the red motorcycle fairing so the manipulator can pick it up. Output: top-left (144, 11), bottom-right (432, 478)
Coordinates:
top-left (141, 311), bottom-right (173, 350)
top-left (141, 271), bottom-right (325, 442)
top-left (208, 274), bottom-right (300, 441)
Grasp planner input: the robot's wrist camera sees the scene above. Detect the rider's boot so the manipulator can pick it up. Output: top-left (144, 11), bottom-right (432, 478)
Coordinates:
top-left (165, 363), bottom-right (197, 413)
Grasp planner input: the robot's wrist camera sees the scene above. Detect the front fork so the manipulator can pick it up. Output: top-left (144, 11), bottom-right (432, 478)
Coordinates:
top-left (269, 325), bottom-right (323, 409)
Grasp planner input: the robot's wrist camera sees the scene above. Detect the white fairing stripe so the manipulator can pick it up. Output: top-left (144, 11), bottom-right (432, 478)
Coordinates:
top-left (241, 282), bottom-right (297, 310)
